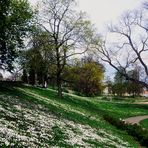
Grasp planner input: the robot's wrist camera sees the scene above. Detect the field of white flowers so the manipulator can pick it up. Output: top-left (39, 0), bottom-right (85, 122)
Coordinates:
top-left (0, 92), bottom-right (131, 147)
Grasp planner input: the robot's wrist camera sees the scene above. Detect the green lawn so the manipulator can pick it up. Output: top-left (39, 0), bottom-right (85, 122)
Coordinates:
top-left (0, 82), bottom-right (147, 147)
top-left (22, 85), bottom-right (148, 119)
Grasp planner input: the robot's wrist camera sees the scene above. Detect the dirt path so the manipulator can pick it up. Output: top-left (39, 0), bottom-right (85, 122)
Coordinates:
top-left (134, 102), bottom-right (148, 105)
top-left (124, 115), bottom-right (148, 124)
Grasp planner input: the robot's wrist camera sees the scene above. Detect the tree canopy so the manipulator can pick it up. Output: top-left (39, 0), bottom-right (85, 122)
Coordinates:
top-left (64, 57), bottom-right (104, 96)
top-left (35, 0), bottom-right (98, 96)
top-left (0, 0), bottom-right (34, 71)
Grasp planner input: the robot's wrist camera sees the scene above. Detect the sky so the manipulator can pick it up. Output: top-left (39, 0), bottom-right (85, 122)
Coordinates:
top-left (29, 0), bottom-right (144, 32)
top-left (77, 0), bottom-right (144, 32)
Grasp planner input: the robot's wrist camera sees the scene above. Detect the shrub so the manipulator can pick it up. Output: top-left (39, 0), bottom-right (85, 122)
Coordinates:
top-left (103, 114), bottom-right (148, 146)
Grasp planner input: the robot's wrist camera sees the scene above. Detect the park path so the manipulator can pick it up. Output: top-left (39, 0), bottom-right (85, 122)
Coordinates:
top-left (124, 115), bottom-right (148, 124)
top-left (134, 102), bottom-right (148, 105)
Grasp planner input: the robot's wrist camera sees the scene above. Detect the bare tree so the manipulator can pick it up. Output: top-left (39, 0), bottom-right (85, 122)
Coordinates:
top-left (37, 0), bottom-right (96, 97)
top-left (143, 1), bottom-right (148, 9)
top-left (95, 9), bottom-right (148, 88)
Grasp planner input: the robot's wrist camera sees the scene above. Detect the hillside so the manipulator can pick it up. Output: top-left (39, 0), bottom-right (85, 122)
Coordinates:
top-left (0, 82), bottom-right (148, 147)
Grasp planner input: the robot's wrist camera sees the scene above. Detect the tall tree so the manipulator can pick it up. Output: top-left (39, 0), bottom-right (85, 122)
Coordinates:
top-left (21, 30), bottom-right (55, 86)
top-left (94, 6), bottom-right (148, 88)
top-left (37, 0), bottom-right (97, 97)
top-left (0, 0), bottom-right (34, 71)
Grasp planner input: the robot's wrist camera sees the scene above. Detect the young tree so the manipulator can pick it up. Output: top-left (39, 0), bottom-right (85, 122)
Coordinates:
top-left (126, 69), bottom-right (143, 96)
top-left (64, 57), bottom-right (104, 96)
top-left (112, 67), bottom-right (143, 96)
top-left (0, 0), bottom-right (34, 71)
top-left (37, 0), bottom-right (97, 97)
top-left (112, 68), bottom-right (127, 96)
top-left (114, 67), bottom-right (126, 84)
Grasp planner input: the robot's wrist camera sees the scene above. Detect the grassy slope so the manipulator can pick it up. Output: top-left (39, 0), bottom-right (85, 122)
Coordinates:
top-left (22, 86), bottom-right (148, 119)
top-left (0, 83), bottom-right (147, 147)
top-left (140, 119), bottom-right (148, 129)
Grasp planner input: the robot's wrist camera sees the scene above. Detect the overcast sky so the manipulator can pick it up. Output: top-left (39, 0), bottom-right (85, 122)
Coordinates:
top-left (77, 0), bottom-right (144, 32)
top-left (29, 0), bottom-right (144, 32)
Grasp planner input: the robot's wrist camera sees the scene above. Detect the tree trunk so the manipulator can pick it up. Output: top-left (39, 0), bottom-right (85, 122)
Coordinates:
top-left (26, 74), bottom-right (29, 84)
top-left (56, 45), bottom-right (63, 98)
top-left (34, 72), bottom-right (38, 86)
top-left (42, 75), bottom-right (44, 87)
top-left (57, 74), bottom-right (63, 98)
top-left (43, 75), bottom-right (48, 88)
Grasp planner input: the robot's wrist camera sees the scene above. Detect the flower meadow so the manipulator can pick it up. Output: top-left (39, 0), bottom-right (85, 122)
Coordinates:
top-left (0, 93), bottom-right (131, 147)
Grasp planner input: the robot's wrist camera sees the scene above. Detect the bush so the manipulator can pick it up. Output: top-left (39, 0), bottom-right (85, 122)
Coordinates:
top-left (63, 58), bottom-right (104, 97)
top-left (103, 115), bottom-right (148, 146)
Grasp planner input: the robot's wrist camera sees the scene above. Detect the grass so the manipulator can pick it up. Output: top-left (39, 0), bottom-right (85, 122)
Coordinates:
top-left (140, 119), bottom-right (148, 129)
top-left (21, 85), bottom-right (148, 119)
top-left (0, 81), bottom-right (147, 147)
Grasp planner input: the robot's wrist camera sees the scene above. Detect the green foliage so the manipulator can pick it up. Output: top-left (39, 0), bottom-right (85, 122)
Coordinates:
top-left (64, 58), bottom-right (104, 96)
top-left (111, 83), bottom-right (127, 96)
top-left (140, 119), bottom-right (148, 129)
top-left (126, 82), bottom-right (143, 97)
top-left (114, 67), bottom-right (126, 84)
top-left (21, 31), bottom-right (56, 86)
top-left (110, 67), bottom-right (143, 96)
top-left (126, 69), bottom-right (143, 96)
top-left (0, 0), bottom-right (34, 71)
top-left (103, 115), bottom-right (148, 147)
